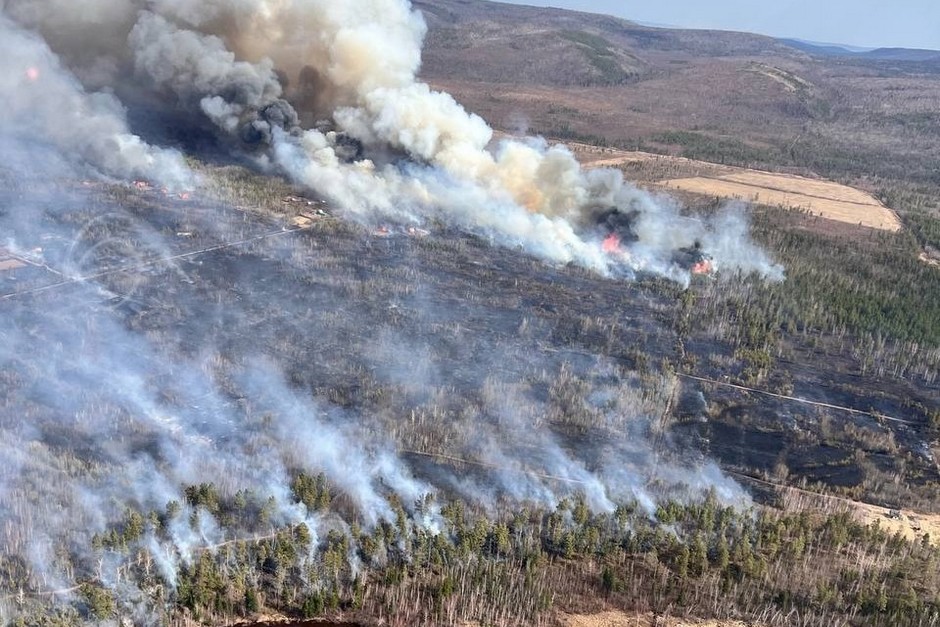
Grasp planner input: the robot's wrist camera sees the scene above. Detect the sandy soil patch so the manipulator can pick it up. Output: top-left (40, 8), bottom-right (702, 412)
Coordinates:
top-left (774, 481), bottom-right (940, 544)
top-left (562, 611), bottom-right (756, 627)
top-left (718, 171), bottom-right (876, 205)
top-left (658, 176), bottom-right (900, 231)
top-left (852, 501), bottom-right (940, 543)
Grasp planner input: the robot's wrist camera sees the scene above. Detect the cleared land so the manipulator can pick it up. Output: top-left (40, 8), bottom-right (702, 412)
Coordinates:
top-left (778, 485), bottom-right (940, 544)
top-left (856, 502), bottom-right (940, 542)
top-left (659, 176), bottom-right (899, 231)
top-left (569, 146), bottom-right (902, 231)
top-left (563, 612), bottom-right (757, 627)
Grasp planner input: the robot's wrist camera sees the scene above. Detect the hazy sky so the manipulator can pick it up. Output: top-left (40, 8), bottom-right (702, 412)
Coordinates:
top-left (498, 0), bottom-right (940, 50)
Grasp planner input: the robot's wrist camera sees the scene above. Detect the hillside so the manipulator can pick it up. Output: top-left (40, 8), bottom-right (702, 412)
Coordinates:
top-left (2, 165), bottom-right (938, 627)
top-left (418, 0), bottom-right (940, 188)
top-left (781, 38), bottom-right (940, 62)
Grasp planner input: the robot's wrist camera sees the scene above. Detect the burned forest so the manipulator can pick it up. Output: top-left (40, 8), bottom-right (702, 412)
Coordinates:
top-left (1, 1), bottom-right (940, 627)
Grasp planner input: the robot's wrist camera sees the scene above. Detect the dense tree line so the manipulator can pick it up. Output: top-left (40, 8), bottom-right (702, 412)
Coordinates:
top-left (7, 479), bottom-right (940, 626)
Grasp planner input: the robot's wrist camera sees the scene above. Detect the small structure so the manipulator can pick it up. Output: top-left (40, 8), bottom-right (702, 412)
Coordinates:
top-left (291, 209), bottom-right (328, 228)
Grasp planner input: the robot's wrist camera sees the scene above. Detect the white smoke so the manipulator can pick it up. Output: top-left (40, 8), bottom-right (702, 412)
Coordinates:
top-left (0, 0), bottom-right (773, 617)
top-left (2, 0), bottom-right (781, 282)
top-left (0, 13), bottom-right (191, 188)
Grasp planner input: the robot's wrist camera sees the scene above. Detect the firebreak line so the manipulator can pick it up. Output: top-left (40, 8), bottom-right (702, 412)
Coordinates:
top-left (676, 373), bottom-right (916, 426)
top-left (0, 225), bottom-right (310, 302)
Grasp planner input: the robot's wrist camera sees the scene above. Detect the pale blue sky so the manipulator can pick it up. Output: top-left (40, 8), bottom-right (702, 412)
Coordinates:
top-left (498, 0), bottom-right (940, 50)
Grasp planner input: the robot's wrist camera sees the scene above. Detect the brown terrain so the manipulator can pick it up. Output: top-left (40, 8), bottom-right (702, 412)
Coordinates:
top-left (565, 143), bottom-right (902, 231)
top-left (562, 613), bottom-right (756, 627)
top-left (418, 0), bottom-right (940, 193)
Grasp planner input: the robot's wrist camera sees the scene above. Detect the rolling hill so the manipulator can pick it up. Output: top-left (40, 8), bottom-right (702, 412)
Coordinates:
top-left (417, 0), bottom-right (940, 188)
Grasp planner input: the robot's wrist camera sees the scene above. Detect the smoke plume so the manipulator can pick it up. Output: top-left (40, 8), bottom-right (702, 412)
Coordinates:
top-left (3, 0), bottom-right (781, 282)
top-left (0, 12), bottom-right (191, 188)
top-left (0, 0), bottom-right (775, 620)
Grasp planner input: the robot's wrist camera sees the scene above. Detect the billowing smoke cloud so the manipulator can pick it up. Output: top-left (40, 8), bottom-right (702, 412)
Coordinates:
top-left (0, 12), bottom-right (191, 188)
top-left (0, 0), bottom-right (768, 619)
top-left (129, 11), bottom-right (299, 145)
top-left (2, 0), bottom-right (781, 282)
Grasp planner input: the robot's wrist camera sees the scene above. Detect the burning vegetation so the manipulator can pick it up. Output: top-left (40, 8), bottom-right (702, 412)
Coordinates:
top-left (15, 0), bottom-right (940, 626)
top-left (673, 243), bottom-right (715, 276)
top-left (0, 0), bottom-right (780, 284)
top-left (593, 207), bottom-right (715, 277)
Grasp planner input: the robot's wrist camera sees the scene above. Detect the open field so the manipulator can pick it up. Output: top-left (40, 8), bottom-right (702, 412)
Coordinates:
top-left (565, 144), bottom-right (903, 231)
top-left (658, 176), bottom-right (900, 231)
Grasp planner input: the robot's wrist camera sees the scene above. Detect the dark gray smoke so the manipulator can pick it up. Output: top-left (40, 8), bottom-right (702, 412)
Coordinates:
top-left (2, 0), bottom-right (782, 281)
top-left (129, 11), bottom-right (300, 147)
top-left (0, 0), bottom-right (770, 620)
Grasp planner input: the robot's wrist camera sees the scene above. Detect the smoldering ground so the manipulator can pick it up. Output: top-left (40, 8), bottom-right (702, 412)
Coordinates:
top-left (0, 0), bottom-right (771, 620)
top-left (0, 160), bottom-right (749, 618)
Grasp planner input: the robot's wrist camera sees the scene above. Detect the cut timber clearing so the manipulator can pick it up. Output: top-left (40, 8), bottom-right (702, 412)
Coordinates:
top-left (562, 611), bottom-right (758, 627)
top-left (774, 479), bottom-right (940, 545)
top-left (572, 144), bottom-right (902, 232)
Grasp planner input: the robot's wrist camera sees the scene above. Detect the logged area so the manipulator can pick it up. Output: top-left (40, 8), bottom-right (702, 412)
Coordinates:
top-left (659, 175), bottom-right (899, 231)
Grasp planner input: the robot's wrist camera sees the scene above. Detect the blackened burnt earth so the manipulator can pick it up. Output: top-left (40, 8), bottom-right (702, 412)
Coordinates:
top-left (118, 203), bottom-right (939, 506)
top-left (4, 176), bottom-right (938, 517)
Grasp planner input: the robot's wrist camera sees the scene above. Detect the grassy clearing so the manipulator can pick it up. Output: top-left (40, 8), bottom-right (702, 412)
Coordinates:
top-left (573, 146), bottom-right (902, 231)
top-left (660, 175), bottom-right (900, 231)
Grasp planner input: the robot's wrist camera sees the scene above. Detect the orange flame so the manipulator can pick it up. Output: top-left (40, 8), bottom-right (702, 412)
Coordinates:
top-left (602, 233), bottom-right (621, 254)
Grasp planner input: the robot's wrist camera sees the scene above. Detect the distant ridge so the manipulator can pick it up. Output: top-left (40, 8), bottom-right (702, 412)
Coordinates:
top-left (781, 38), bottom-right (873, 54)
top-left (781, 38), bottom-right (940, 62)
